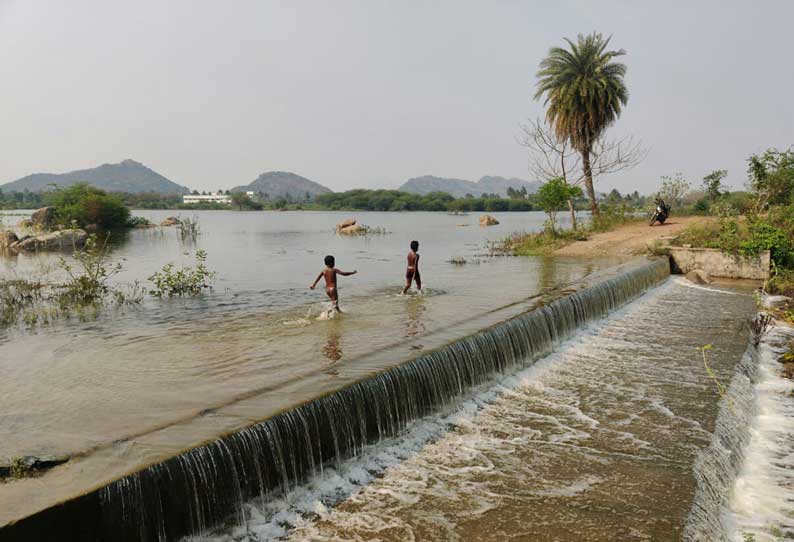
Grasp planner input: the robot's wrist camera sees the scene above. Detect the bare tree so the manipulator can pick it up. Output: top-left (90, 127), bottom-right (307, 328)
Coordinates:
top-left (519, 117), bottom-right (648, 229)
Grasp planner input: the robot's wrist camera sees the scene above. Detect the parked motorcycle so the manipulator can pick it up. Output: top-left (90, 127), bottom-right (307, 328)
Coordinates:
top-left (649, 199), bottom-right (670, 226)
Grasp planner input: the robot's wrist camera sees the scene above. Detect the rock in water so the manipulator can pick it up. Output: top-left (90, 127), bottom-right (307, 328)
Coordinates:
top-left (12, 229), bottom-right (88, 251)
top-left (31, 206), bottom-right (56, 228)
top-left (685, 269), bottom-right (711, 285)
top-left (338, 224), bottom-right (365, 235)
top-left (763, 294), bottom-right (792, 309)
top-left (479, 214), bottom-right (499, 226)
top-left (0, 454), bottom-right (69, 478)
top-left (336, 218), bottom-right (356, 232)
top-left (160, 216), bottom-right (181, 227)
top-left (0, 230), bottom-right (18, 249)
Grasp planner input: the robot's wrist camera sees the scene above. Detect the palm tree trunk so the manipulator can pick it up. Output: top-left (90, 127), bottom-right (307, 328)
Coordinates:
top-left (567, 198), bottom-right (577, 230)
top-left (581, 148), bottom-right (599, 217)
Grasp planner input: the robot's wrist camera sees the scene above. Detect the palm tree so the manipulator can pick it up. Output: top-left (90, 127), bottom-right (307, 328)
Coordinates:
top-left (535, 32), bottom-right (628, 217)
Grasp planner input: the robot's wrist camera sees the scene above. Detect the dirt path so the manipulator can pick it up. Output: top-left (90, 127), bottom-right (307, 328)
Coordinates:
top-left (554, 216), bottom-right (711, 257)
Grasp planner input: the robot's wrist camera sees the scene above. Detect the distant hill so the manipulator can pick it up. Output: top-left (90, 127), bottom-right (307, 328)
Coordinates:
top-left (0, 159), bottom-right (190, 194)
top-left (231, 171), bottom-right (332, 200)
top-left (399, 175), bottom-right (540, 198)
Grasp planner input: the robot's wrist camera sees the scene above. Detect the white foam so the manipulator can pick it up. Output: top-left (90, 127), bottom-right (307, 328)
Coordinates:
top-left (728, 325), bottom-right (794, 541)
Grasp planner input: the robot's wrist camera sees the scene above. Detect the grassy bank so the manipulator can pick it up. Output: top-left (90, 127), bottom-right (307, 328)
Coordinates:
top-left (500, 204), bottom-right (642, 255)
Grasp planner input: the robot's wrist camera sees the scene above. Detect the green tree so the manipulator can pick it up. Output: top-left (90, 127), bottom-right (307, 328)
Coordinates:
top-left (537, 177), bottom-right (583, 233)
top-left (48, 183), bottom-right (130, 229)
top-left (535, 32), bottom-right (629, 217)
top-left (230, 192), bottom-right (246, 210)
top-left (703, 169), bottom-right (727, 201)
top-left (658, 173), bottom-right (691, 207)
top-left (747, 147), bottom-right (794, 211)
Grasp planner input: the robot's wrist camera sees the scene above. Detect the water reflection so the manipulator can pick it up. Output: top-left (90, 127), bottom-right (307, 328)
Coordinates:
top-left (322, 320), bottom-right (343, 371)
top-left (403, 295), bottom-right (427, 338)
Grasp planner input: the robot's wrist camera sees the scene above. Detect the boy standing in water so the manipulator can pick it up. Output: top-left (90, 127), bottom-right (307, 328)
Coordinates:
top-left (310, 255), bottom-right (357, 312)
top-left (402, 240), bottom-right (421, 295)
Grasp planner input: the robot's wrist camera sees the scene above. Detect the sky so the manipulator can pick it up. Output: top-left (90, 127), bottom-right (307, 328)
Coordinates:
top-left (1, 0), bottom-right (792, 194)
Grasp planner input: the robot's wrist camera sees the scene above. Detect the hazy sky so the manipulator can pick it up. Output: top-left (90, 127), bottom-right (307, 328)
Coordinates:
top-left (1, 1), bottom-right (792, 193)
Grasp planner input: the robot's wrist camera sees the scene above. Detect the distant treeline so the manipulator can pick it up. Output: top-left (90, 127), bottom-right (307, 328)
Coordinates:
top-left (1, 186), bottom-right (654, 212)
top-left (316, 189), bottom-right (543, 212)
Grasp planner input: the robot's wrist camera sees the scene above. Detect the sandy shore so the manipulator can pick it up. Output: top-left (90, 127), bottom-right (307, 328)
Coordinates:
top-left (555, 216), bottom-right (712, 257)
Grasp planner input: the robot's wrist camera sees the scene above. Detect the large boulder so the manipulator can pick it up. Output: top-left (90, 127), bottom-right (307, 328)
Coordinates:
top-left (685, 269), bottom-right (711, 285)
top-left (0, 454), bottom-right (69, 478)
top-left (160, 216), bottom-right (181, 227)
top-left (0, 230), bottom-right (18, 249)
top-left (479, 214), bottom-right (499, 226)
top-left (12, 229), bottom-right (88, 251)
top-left (763, 294), bottom-right (792, 309)
top-left (336, 218), bottom-right (357, 232)
top-left (338, 224), bottom-right (365, 235)
top-left (31, 206), bottom-right (56, 228)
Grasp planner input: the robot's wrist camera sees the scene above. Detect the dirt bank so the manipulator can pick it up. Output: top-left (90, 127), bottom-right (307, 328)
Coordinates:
top-left (555, 216), bottom-right (712, 257)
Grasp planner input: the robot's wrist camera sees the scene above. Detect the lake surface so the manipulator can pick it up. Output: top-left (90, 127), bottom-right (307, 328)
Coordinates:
top-left (1, 209), bottom-right (626, 526)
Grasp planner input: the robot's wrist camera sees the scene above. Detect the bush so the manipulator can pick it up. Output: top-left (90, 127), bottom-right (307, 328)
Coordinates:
top-left (57, 235), bottom-right (123, 305)
top-left (126, 216), bottom-right (152, 227)
top-left (500, 229), bottom-right (587, 256)
top-left (741, 219), bottom-right (793, 265)
top-left (48, 183), bottom-right (130, 229)
top-left (592, 203), bottom-right (637, 232)
top-left (148, 250), bottom-right (216, 297)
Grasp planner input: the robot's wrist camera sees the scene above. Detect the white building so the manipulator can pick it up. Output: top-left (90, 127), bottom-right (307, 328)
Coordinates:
top-left (182, 193), bottom-right (232, 204)
top-left (182, 191), bottom-right (256, 205)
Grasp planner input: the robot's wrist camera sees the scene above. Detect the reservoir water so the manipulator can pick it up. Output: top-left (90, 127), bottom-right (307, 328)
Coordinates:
top-left (0, 210), bottom-right (777, 542)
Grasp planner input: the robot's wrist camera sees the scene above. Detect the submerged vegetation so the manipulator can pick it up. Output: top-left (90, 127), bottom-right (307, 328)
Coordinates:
top-left (0, 235), bottom-right (216, 329)
top-left (148, 250), bottom-right (216, 297)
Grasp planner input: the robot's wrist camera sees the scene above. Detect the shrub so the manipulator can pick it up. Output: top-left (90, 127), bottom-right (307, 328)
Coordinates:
top-left (592, 203), bottom-right (637, 232)
top-left (48, 183), bottom-right (130, 229)
top-left (148, 250), bottom-right (216, 297)
top-left (57, 235), bottom-right (125, 305)
top-left (741, 219), bottom-right (792, 264)
top-left (500, 229), bottom-right (587, 256)
top-left (126, 216), bottom-right (152, 227)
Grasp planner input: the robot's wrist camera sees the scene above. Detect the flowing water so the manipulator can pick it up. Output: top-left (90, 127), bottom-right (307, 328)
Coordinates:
top-left (727, 324), bottom-right (794, 541)
top-left (1, 208), bottom-right (781, 542)
top-left (189, 277), bottom-right (759, 542)
top-left (1, 209), bottom-right (621, 534)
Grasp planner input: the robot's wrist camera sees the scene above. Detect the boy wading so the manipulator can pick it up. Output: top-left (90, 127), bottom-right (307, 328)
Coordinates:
top-left (402, 240), bottom-right (421, 295)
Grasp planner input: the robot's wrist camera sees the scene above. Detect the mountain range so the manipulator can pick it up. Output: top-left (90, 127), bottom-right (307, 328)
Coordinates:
top-left (230, 171), bottom-right (332, 200)
top-left (399, 175), bottom-right (541, 198)
top-left (2, 160), bottom-right (541, 201)
top-left (0, 159), bottom-right (190, 194)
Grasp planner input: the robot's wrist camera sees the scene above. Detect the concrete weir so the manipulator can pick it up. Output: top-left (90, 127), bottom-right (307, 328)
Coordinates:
top-left (0, 260), bottom-right (670, 542)
top-left (669, 247), bottom-right (771, 280)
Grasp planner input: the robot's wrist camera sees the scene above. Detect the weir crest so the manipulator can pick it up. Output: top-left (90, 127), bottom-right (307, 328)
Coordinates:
top-left (2, 259), bottom-right (670, 542)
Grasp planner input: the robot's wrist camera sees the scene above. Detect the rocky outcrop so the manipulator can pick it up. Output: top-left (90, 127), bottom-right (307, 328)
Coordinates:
top-left (763, 294), bottom-right (792, 309)
top-left (31, 206), bottom-right (56, 228)
top-left (335, 218), bottom-right (356, 232)
top-left (0, 230), bottom-right (19, 249)
top-left (479, 214), bottom-right (499, 226)
top-left (0, 455), bottom-right (69, 478)
top-left (338, 224), bottom-right (365, 235)
top-left (685, 269), bottom-right (711, 285)
top-left (160, 217), bottom-right (181, 227)
top-left (10, 229), bottom-right (87, 251)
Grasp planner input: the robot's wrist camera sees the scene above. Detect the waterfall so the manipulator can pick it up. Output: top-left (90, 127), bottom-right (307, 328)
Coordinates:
top-left (1, 260), bottom-right (669, 542)
top-left (685, 322), bottom-right (794, 541)
top-left (683, 339), bottom-right (759, 542)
